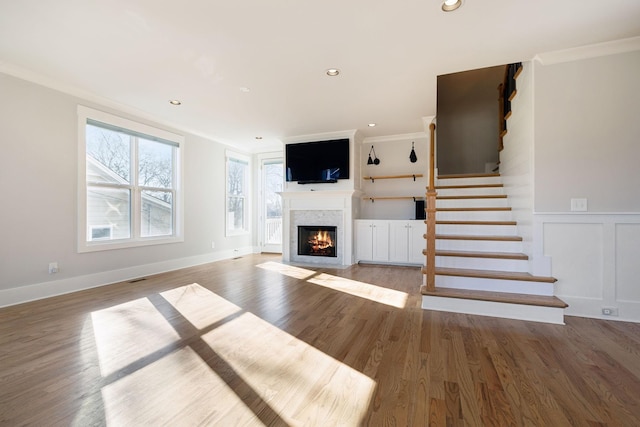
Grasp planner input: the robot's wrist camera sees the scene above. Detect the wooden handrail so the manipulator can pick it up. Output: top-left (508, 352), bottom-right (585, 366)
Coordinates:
top-left (424, 123), bottom-right (437, 292)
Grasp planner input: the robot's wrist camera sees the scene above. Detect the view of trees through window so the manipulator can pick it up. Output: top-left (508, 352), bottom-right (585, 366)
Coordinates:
top-left (85, 123), bottom-right (175, 241)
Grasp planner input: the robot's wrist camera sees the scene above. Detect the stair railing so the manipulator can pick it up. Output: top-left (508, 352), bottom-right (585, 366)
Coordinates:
top-left (424, 122), bottom-right (437, 292)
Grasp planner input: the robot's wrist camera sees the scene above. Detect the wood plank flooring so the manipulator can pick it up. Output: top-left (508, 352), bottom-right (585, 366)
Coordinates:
top-left (1, 253), bottom-right (639, 426)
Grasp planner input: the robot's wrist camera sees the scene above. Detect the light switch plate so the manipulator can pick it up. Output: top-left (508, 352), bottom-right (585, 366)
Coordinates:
top-left (570, 198), bottom-right (587, 212)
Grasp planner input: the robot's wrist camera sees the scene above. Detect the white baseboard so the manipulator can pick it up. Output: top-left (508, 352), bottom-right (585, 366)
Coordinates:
top-left (0, 246), bottom-right (257, 308)
top-left (422, 295), bottom-right (566, 325)
top-left (559, 295), bottom-right (640, 323)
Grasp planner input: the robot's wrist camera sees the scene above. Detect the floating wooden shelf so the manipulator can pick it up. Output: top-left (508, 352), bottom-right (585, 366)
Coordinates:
top-left (363, 174), bottom-right (423, 183)
top-left (362, 196), bottom-right (423, 202)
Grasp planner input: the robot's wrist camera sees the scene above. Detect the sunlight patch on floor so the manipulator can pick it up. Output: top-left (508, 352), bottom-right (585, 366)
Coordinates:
top-left (160, 283), bottom-right (242, 330)
top-left (91, 283), bottom-right (374, 425)
top-left (256, 261), bottom-right (317, 279)
top-left (308, 273), bottom-right (408, 308)
top-left (101, 346), bottom-right (260, 426)
top-left (91, 298), bottom-right (181, 377)
top-left (202, 312), bottom-right (376, 426)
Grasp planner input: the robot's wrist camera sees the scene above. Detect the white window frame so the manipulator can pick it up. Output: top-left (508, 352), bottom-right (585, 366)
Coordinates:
top-left (77, 105), bottom-right (184, 252)
top-left (225, 150), bottom-right (251, 236)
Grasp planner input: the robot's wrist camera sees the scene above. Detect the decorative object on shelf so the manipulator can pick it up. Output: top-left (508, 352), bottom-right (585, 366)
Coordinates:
top-left (367, 145), bottom-right (380, 165)
top-left (409, 141), bottom-right (417, 163)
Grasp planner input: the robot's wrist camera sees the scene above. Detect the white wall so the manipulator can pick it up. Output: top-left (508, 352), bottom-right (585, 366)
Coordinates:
top-left (534, 50), bottom-right (640, 212)
top-left (359, 133), bottom-right (428, 220)
top-left (0, 73), bottom-right (253, 307)
top-left (532, 47), bottom-right (640, 322)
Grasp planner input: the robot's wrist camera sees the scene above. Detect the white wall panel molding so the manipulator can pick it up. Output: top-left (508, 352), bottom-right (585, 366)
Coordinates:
top-left (534, 213), bottom-right (640, 323)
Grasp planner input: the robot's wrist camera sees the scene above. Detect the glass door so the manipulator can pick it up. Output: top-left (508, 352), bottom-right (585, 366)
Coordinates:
top-left (260, 157), bottom-right (283, 253)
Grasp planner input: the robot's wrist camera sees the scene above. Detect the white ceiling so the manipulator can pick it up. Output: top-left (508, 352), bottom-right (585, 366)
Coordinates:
top-left (1, 0), bottom-right (639, 152)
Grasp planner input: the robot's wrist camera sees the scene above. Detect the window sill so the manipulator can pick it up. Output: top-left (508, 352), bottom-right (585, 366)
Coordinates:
top-left (78, 235), bottom-right (184, 253)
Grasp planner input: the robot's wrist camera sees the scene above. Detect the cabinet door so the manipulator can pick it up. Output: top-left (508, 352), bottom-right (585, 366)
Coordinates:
top-left (371, 221), bottom-right (389, 262)
top-left (408, 221), bottom-right (426, 265)
top-left (389, 221), bottom-right (409, 263)
top-left (355, 221), bottom-right (373, 261)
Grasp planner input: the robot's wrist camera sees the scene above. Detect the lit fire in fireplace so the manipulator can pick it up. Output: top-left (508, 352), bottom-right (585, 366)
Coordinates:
top-left (308, 230), bottom-right (334, 253)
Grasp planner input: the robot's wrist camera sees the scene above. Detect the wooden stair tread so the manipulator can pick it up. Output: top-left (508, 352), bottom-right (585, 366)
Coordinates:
top-left (435, 234), bottom-right (522, 241)
top-left (431, 250), bottom-right (528, 260)
top-left (436, 183), bottom-right (504, 190)
top-left (437, 195), bottom-right (507, 200)
top-left (438, 173), bottom-right (500, 179)
top-left (424, 267), bottom-right (558, 283)
top-left (420, 287), bottom-right (568, 308)
top-left (437, 207), bottom-right (511, 212)
top-left (434, 220), bottom-right (517, 226)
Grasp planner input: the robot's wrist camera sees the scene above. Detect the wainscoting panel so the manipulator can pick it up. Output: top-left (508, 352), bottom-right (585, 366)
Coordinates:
top-left (535, 214), bottom-right (640, 322)
top-left (616, 223), bottom-right (640, 303)
top-left (543, 223), bottom-right (603, 299)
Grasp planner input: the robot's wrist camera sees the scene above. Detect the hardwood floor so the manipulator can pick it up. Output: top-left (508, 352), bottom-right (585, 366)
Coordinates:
top-left (1, 253), bottom-right (639, 426)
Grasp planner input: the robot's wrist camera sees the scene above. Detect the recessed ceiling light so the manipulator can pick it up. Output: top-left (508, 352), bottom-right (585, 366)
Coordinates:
top-left (240, 87), bottom-right (251, 93)
top-left (169, 99), bottom-right (182, 105)
top-left (368, 123), bottom-right (376, 127)
top-left (255, 136), bottom-right (263, 140)
top-left (442, 0), bottom-right (462, 12)
top-left (326, 68), bottom-right (340, 76)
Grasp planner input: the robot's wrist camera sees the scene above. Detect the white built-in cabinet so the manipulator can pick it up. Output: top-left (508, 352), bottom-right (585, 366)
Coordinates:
top-left (389, 221), bottom-right (425, 265)
top-left (355, 220), bottom-right (390, 262)
top-left (355, 220), bottom-right (424, 265)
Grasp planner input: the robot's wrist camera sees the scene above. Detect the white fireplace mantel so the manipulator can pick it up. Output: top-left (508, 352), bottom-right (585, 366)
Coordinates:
top-left (280, 190), bottom-right (361, 266)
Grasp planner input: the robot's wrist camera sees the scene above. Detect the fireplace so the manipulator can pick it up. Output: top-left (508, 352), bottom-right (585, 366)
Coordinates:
top-left (298, 226), bottom-right (337, 257)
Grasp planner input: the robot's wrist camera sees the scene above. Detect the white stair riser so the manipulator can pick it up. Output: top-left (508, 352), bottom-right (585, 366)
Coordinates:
top-left (436, 211), bottom-right (513, 221)
top-left (436, 239), bottom-right (522, 252)
top-left (435, 256), bottom-right (529, 272)
top-left (422, 296), bottom-right (565, 324)
top-left (436, 176), bottom-right (503, 186)
top-left (435, 275), bottom-right (555, 296)
top-left (436, 187), bottom-right (505, 197)
top-left (435, 224), bottom-right (518, 236)
top-left (436, 198), bottom-right (509, 209)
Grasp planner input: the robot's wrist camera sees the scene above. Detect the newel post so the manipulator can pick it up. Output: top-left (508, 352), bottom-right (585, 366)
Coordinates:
top-left (424, 123), bottom-right (437, 292)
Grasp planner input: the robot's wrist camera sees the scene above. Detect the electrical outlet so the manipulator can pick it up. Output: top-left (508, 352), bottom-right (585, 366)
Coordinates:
top-left (211, 241), bottom-right (215, 249)
top-left (48, 262), bottom-right (59, 274)
top-left (602, 307), bottom-right (619, 316)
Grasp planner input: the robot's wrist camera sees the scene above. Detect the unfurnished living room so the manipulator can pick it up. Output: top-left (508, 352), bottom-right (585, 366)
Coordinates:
top-left (1, 1), bottom-right (640, 425)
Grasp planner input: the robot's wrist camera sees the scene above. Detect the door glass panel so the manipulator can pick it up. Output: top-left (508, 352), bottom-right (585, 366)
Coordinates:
top-left (264, 161), bottom-right (283, 245)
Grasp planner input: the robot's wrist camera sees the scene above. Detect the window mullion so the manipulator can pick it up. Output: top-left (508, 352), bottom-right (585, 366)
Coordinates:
top-left (131, 135), bottom-right (140, 240)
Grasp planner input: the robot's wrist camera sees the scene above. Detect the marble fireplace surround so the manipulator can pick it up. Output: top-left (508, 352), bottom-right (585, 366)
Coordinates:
top-left (281, 191), bottom-right (359, 266)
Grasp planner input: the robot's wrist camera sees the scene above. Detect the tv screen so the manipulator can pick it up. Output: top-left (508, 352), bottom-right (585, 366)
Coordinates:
top-left (285, 138), bottom-right (350, 183)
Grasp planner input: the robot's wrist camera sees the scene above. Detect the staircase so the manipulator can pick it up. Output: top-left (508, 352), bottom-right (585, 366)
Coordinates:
top-left (420, 173), bottom-right (568, 324)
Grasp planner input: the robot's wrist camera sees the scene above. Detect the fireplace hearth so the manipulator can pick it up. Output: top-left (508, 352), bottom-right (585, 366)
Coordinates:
top-left (298, 226), bottom-right (337, 257)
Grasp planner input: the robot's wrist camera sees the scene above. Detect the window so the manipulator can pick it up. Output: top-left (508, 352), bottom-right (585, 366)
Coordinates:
top-left (226, 151), bottom-right (250, 235)
top-left (78, 106), bottom-right (183, 252)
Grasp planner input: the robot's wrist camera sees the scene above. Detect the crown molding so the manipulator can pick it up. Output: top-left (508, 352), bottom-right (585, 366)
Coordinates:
top-left (534, 36), bottom-right (640, 66)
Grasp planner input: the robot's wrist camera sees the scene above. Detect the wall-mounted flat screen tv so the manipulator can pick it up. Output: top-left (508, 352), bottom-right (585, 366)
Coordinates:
top-left (285, 138), bottom-right (350, 184)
